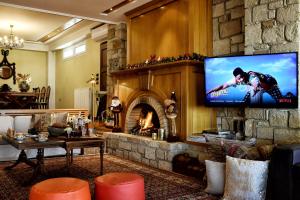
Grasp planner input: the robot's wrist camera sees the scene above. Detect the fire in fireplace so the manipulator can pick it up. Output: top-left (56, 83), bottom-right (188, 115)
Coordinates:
top-left (130, 104), bottom-right (160, 137)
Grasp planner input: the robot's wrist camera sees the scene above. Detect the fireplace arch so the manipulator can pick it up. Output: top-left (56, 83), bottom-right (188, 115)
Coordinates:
top-left (125, 94), bottom-right (169, 136)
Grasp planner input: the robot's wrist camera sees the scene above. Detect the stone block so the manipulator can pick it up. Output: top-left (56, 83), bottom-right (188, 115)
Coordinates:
top-left (245, 0), bottom-right (259, 8)
top-left (231, 34), bottom-right (244, 44)
top-left (150, 160), bottom-right (158, 168)
top-left (253, 5), bottom-right (268, 22)
top-left (213, 39), bottom-right (231, 55)
top-left (262, 25), bottom-right (285, 44)
top-left (145, 147), bottom-right (156, 160)
top-left (256, 138), bottom-right (274, 145)
top-left (213, 3), bottom-right (225, 18)
top-left (107, 28), bottom-right (115, 40)
top-left (124, 151), bottom-right (129, 159)
top-left (238, 43), bottom-right (245, 52)
top-left (138, 144), bottom-right (145, 154)
top-left (269, 1), bottom-right (284, 9)
top-left (127, 137), bottom-right (140, 143)
top-left (156, 149), bottom-right (166, 160)
top-left (245, 8), bottom-right (252, 25)
top-left (231, 44), bottom-right (238, 53)
top-left (269, 10), bottom-right (276, 19)
top-left (108, 139), bottom-right (119, 149)
top-left (213, 18), bottom-right (219, 41)
top-left (226, 0), bottom-right (244, 9)
top-left (219, 13), bottom-right (231, 23)
top-left (115, 29), bottom-right (127, 40)
top-left (129, 152), bottom-right (142, 162)
top-left (221, 118), bottom-right (231, 130)
top-left (245, 45), bottom-right (255, 54)
top-left (220, 19), bottom-right (242, 38)
top-left (271, 42), bottom-right (299, 53)
top-left (142, 140), bottom-right (160, 148)
top-left (231, 6), bottom-right (244, 19)
top-left (256, 127), bottom-right (274, 139)
top-left (285, 23), bottom-right (299, 42)
top-left (245, 119), bottom-right (254, 137)
top-left (277, 4), bottom-right (299, 24)
top-left (288, 0), bottom-right (299, 4)
top-left (116, 23), bottom-right (126, 30)
top-left (245, 24), bottom-right (262, 46)
top-left (257, 120), bottom-right (270, 127)
top-left (119, 141), bottom-right (131, 150)
top-left (158, 160), bottom-right (172, 171)
top-left (269, 110), bottom-right (288, 127)
top-left (262, 19), bottom-right (276, 29)
top-left (245, 108), bottom-right (265, 119)
top-left (107, 148), bottom-right (113, 154)
top-left (131, 144), bottom-right (138, 152)
top-left (274, 129), bottom-right (300, 144)
top-left (289, 110), bottom-right (300, 128)
top-left (116, 149), bottom-right (124, 158)
top-left (142, 158), bottom-right (150, 165)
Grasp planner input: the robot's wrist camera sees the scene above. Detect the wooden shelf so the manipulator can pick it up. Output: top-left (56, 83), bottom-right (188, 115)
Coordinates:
top-left (110, 60), bottom-right (203, 75)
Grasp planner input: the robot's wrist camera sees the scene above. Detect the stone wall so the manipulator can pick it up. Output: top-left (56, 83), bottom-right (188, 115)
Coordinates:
top-left (213, 0), bottom-right (245, 55)
top-left (104, 132), bottom-right (209, 171)
top-left (214, 0), bottom-right (300, 144)
top-left (107, 23), bottom-right (127, 100)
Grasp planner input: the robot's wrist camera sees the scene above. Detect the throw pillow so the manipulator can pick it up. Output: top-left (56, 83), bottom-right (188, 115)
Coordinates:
top-left (223, 156), bottom-right (269, 200)
top-left (257, 144), bottom-right (276, 160)
top-left (50, 112), bottom-right (68, 126)
top-left (0, 116), bottom-right (14, 133)
top-left (32, 113), bottom-right (51, 132)
top-left (205, 160), bottom-right (225, 195)
top-left (14, 115), bottom-right (32, 133)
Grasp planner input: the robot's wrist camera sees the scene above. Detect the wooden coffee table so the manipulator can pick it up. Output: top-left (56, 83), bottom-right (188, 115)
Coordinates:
top-left (3, 135), bottom-right (105, 185)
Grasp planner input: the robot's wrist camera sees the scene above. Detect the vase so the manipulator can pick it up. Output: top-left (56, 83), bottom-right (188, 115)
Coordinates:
top-left (18, 81), bottom-right (30, 92)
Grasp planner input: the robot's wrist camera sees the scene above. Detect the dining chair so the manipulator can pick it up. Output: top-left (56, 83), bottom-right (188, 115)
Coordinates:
top-left (39, 87), bottom-right (46, 109)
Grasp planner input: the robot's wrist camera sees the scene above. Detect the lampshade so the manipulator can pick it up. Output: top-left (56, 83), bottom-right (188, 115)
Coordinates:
top-left (0, 25), bottom-right (24, 49)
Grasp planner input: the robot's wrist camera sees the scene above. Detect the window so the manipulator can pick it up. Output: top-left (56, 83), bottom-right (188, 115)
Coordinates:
top-left (62, 41), bottom-right (86, 59)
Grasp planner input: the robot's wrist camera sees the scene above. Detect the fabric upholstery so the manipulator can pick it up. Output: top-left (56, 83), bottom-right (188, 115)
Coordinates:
top-left (205, 160), bottom-right (225, 195)
top-left (94, 172), bottom-right (145, 200)
top-left (0, 116), bottom-right (14, 134)
top-left (14, 115), bottom-right (32, 133)
top-left (223, 156), bottom-right (269, 200)
top-left (30, 177), bottom-right (91, 200)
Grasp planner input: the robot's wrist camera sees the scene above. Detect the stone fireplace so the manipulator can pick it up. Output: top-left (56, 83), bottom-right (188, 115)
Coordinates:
top-left (125, 95), bottom-right (169, 137)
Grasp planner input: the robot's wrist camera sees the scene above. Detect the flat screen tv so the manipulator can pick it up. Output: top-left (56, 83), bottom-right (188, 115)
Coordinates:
top-left (204, 52), bottom-right (298, 108)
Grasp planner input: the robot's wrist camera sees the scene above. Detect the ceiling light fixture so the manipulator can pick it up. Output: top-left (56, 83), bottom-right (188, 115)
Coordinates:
top-left (0, 25), bottom-right (24, 49)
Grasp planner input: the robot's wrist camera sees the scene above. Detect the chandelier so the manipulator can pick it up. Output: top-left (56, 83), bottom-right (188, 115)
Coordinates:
top-left (0, 25), bottom-right (24, 49)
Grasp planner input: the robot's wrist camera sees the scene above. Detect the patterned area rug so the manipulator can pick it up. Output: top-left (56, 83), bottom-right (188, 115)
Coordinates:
top-left (0, 154), bottom-right (218, 200)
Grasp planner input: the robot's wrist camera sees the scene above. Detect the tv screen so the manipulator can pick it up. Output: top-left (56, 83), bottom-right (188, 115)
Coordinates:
top-left (204, 52), bottom-right (298, 108)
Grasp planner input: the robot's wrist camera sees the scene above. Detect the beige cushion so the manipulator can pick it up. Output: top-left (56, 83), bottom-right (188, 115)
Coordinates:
top-left (205, 160), bottom-right (225, 195)
top-left (0, 116), bottom-right (14, 134)
top-left (32, 113), bottom-right (51, 132)
top-left (14, 115), bottom-right (32, 133)
top-left (50, 112), bottom-right (68, 126)
top-left (223, 156), bottom-right (269, 200)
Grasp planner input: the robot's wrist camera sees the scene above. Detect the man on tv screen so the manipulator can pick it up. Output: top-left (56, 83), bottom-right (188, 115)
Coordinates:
top-left (207, 67), bottom-right (283, 105)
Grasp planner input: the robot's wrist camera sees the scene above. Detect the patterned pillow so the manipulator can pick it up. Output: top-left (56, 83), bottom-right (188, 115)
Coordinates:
top-left (223, 156), bottom-right (269, 200)
top-left (50, 112), bottom-right (68, 126)
top-left (257, 144), bottom-right (276, 160)
top-left (32, 113), bottom-right (51, 132)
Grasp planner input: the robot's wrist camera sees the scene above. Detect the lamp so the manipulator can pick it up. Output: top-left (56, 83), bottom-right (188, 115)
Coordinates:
top-left (0, 25), bottom-right (24, 49)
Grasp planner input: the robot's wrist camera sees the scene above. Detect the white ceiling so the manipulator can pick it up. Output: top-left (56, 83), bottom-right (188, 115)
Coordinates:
top-left (0, 0), bottom-right (152, 44)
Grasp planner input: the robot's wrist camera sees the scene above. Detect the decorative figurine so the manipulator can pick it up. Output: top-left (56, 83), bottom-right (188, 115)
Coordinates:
top-left (110, 96), bottom-right (122, 132)
top-left (164, 91), bottom-right (179, 142)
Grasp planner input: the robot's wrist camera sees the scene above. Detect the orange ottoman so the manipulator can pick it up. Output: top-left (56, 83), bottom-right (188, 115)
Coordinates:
top-left (94, 172), bottom-right (145, 200)
top-left (29, 177), bottom-right (91, 200)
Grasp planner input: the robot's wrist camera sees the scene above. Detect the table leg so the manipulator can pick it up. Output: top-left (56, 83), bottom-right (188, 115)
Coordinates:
top-left (66, 148), bottom-right (71, 174)
top-left (5, 150), bottom-right (36, 170)
top-left (23, 148), bottom-right (45, 186)
top-left (100, 141), bottom-right (104, 175)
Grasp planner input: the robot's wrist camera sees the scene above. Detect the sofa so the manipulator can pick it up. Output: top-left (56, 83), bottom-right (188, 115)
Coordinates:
top-left (0, 109), bottom-right (88, 161)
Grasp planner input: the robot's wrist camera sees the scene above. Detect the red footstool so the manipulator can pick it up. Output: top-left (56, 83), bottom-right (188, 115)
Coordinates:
top-left (94, 172), bottom-right (145, 200)
top-left (29, 177), bottom-right (91, 200)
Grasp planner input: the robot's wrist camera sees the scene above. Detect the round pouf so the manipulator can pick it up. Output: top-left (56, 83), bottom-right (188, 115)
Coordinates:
top-left (94, 172), bottom-right (145, 200)
top-left (29, 177), bottom-right (91, 200)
